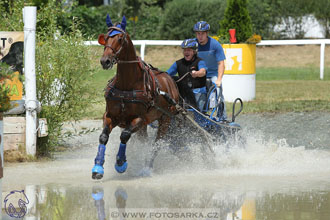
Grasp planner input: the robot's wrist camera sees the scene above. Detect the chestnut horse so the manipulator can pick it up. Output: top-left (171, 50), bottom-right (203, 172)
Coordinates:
top-left (92, 15), bottom-right (180, 179)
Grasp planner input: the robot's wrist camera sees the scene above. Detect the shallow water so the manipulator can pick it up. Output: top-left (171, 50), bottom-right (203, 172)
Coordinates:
top-left (2, 112), bottom-right (330, 220)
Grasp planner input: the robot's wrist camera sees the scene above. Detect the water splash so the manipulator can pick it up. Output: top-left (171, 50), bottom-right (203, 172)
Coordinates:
top-left (113, 128), bottom-right (330, 180)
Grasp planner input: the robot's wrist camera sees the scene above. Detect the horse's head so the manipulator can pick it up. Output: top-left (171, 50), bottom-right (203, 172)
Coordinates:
top-left (99, 15), bottom-right (128, 70)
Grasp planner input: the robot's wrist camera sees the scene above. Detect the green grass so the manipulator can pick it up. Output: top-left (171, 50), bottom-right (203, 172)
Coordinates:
top-left (256, 67), bottom-right (330, 81)
top-left (241, 100), bottom-right (330, 113)
top-left (81, 67), bottom-right (330, 119)
top-left (240, 80), bottom-right (330, 114)
top-left (82, 69), bottom-right (116, 119)
top-left (90, 69), bottom-right (116, 88)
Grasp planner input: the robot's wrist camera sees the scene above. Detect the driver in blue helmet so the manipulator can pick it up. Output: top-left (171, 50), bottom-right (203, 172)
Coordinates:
top-left (166, 38), bottom-right (207, 110)
top-left (194, 21), bottom-right (227, 121)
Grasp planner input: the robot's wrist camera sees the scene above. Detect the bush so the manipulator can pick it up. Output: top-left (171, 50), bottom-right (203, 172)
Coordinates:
top-left (0, 63), bottom-right (14, 112)
top-left (219, 0), bottom-right (253, 43)
top-left (160, 0), bottom-right (226, 40)
top-left (0, 0), bottom-right (25, 31)
top-left (36, 2), bottom-right (94, 155)
top-left (58, 2), bottom-right (162, 40)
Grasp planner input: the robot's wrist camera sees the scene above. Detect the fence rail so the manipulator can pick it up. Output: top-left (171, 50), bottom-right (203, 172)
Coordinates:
top-left (85, 39), bottom-right (330, 80)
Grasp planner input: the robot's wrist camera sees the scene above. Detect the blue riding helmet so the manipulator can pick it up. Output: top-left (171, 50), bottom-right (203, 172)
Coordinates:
top-left (181, 39), bottom-right (198, 51)
top-left (193, 21), bottom-right (210, 32)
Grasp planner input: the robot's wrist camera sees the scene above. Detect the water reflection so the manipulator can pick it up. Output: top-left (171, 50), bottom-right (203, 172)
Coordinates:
top-left (89, 184), bottom-right (256, 220)
top-left (114, 187), bottom-right (128, 220)
top-left (2, 183), bottom-right (330, 219)
top-left (92, 186), bottom-right (105, 220)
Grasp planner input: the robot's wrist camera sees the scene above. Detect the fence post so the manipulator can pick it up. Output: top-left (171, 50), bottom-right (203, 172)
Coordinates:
top-left (320, 42), bottom-right (325, 80)
top-left (0, 113), bottom-right (2, 214)
top-left (0, 113), bottom-right (3, 177)
top-left (24, 6), bottom-right (37, 156)
top-left (140, 41), bottom-right (146, 60)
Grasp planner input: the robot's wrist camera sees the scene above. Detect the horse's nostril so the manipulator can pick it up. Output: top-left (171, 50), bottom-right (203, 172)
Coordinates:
top-left (105, 60), bottom-right (111, 65)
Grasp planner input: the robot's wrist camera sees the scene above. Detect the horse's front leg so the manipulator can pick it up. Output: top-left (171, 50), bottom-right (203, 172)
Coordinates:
top-left (115, 117), bottom-right (144, 173)
top-left (92, 114), bottom-right (115, 179)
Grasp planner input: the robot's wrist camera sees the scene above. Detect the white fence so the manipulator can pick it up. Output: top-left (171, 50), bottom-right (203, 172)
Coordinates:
top-left (85, 39), bottom-right (330, 80)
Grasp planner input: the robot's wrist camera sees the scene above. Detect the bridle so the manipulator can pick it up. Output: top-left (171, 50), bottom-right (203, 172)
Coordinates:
top-left (104, 26), bottom-right (140, 65)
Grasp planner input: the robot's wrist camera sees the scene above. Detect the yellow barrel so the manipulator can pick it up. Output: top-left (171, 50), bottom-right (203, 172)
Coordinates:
top-left (223, 44), bottom-right (256, 74)
top-left (221, 44), bottom-right (256, 101)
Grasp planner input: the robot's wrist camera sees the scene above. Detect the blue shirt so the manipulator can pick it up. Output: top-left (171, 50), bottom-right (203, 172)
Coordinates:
top-left (166, 59), bottom-right (207, 76)
top-left (197, 36), bottom-right (226, 78)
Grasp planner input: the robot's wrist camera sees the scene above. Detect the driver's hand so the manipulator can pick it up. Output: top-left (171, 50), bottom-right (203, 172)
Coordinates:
top-left (191, 70), bottom-right (197, 78)
top-left (215, 78), bottom-right (222, 87)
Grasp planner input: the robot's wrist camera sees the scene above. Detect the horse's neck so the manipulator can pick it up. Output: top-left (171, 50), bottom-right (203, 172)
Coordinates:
top-left (115, 40), bottom-right (143, 90)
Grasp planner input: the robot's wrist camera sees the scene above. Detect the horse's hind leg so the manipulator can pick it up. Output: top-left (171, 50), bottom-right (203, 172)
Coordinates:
top-left (136, 124), bottom-right (148, 141)
top-left (115, 117), bottom-right (144, 173)
top-left (148, 116), bottom-right (171, 168)
top-left (92, 114), bottom-right (115, 179)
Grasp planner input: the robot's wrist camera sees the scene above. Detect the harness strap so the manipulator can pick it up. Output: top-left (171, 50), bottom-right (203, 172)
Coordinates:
top-left (104, 58), bottom-right (158, 109)
top-left (106, 86), bottom-right (150, 109)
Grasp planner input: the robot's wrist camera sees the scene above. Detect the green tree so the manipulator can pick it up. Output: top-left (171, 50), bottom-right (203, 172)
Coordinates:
top-left (276, 0), bottom-right (314, 39)
top-left (122, 0), bottom-right (171, 39)
top-left (248, 0), bottom-right (282, 39)
top-left (313, 0), bottom-right (330, 38)
top-left (219, 0), bottom-right (253, 43)
top-left (160, 0), bottom-right (226, 40)
top-left (126, 4), bottom-right (163, 39)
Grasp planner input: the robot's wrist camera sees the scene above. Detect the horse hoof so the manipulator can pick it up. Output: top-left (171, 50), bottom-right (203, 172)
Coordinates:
top-left (92, 165), bottom-right (104, 179)
top-left (115, 161), bottom-right (127, 173)
top-left (92, 172), bottom-right (104, 179)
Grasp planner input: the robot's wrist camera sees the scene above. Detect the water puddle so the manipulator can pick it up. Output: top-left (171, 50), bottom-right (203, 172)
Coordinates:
top-left (2, 113), bottom-right (330, 219)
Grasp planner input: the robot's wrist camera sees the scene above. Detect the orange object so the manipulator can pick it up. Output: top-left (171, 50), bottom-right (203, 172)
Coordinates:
top-left (229, 29), bottom-right (237, 43)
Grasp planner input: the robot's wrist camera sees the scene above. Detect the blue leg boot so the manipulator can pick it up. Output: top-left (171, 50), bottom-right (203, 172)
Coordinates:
top-left (92, 144), bottom-right (106, 179)
top-left (115, 143), bottom-right (127, 173)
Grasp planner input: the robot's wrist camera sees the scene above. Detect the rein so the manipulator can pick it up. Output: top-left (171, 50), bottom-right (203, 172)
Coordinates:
top-left (176, 71), bottom-right (191, 83)
top-left (117, 60), bottom-right (140, 64)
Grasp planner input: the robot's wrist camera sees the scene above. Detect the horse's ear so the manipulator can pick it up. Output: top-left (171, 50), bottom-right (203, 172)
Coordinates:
top-left (121, 15), bottom-right (126, 31)
top-left (106, 14), bottom-right (113, 27)
top-left (98, 34), bottom-right (106, 45)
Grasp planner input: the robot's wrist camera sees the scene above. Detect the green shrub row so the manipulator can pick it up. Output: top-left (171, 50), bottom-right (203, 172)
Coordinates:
top-left (1, 0), bottom-right (327, 40)
top-left (54, 0), bottom-right (328, 40)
